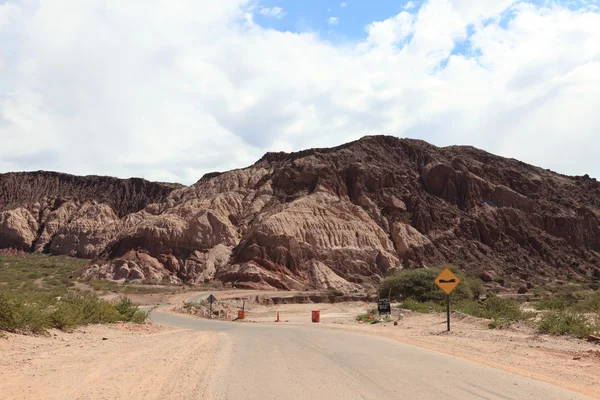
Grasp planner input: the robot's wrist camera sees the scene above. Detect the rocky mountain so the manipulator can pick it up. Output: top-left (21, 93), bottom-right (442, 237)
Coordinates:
top-left (1, 136), bottom-right (599, 291)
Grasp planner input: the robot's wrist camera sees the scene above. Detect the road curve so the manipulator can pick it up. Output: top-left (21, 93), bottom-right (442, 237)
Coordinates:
top-left (150, 311), bottom-right (590, 400)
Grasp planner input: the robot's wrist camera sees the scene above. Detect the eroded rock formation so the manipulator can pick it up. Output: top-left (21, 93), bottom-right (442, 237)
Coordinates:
top-left (1, 136), bottom-right (599, 290)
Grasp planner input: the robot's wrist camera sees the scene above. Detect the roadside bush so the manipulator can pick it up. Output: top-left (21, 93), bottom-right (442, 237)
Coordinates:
top-left (396, 294), bottom-right (533, 329)
top-left (379, 265), bottom-right (479, 302)
top-left (537, 310), bottom-right (599, 338)
top-left (115, 298), bottom-right (138, 321)
top-left (452, 295), bottom-right (533, 328)
top-left (399, 299), bottom-right (444, 313)
top-left (477, 295), bottom-right (533, 327)
top-left (533, 296), bottom-right (575, 311)
top-left (0, 292), bottom-right (50, 333)
top-left (116, 298), bottom-right (153, 324)
top-left (0, 291), bottom-right (148, 334)
top-left (130, 309), bottom-right (151, 324)
top-left (574, 291), bottom-right (600, 313)
top-left (380, 268), bottom-right (442, 302)
top-left (50, 293), bottom-right (122, 330)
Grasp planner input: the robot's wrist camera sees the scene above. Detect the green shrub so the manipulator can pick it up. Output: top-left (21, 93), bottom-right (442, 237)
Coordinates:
top-left (537, 311), bottom-right (599, 338)
top-left (451, 295), bottom-right (533, 328)
top-left (130, 310), bottom-right (150, 324)
top-left (0, 292), bottom-right (50, 333)
top-left (115, 298), bottom-right (138, 321)
top-left (533, 296), bottom-right (574, 311)
top-left (574, 291), bottom-right (600, 313)
top-left (50, 293), bottom-right (122, 329)
top-left (400, 299), bottom-right (444, 313)
top-left (399, 294), bottom-right (532, 329)
top-left (463, 277), bottom-right (484, 299)
top-left (379, 265), bottom-right (479, 303)
top-left (0, 291), bottom-right (147, 334)
top-left (380, 268), bottom-right (442, 302)
top-left (479, 296), bottom-right (532, 324)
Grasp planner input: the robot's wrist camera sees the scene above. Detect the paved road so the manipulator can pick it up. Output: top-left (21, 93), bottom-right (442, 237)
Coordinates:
top-left (150, 311), bottom-right (590, 400)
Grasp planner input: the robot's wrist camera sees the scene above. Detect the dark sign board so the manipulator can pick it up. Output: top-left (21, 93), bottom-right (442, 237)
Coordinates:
top-left (207, 294), bottom-right (217, 304)
top-left (378, 298), bottom-right (391, 314)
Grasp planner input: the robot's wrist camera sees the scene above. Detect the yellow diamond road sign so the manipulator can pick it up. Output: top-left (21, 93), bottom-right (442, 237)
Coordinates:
top-left (435, 268), bottom-right (461, 294)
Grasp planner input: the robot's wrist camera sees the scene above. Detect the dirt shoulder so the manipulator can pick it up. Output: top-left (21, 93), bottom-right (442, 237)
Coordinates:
top-left (0, 323), bottom-right (219, 400)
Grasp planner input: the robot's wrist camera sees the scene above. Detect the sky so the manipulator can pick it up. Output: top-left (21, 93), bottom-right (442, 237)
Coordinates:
top-left (0, 0), bottom-right (599, 184)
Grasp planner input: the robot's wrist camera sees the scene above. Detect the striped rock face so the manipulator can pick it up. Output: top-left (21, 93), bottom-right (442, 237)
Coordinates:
top-left (2, 136), bottom-right (599, 291)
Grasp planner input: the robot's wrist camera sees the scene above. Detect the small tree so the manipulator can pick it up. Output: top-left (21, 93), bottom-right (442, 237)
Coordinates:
top-left (379, 265), bottom-right (478, 302)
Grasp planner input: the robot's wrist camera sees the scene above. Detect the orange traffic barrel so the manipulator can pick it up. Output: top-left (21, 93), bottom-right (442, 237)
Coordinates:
top-left (312, 310), bottom-right (320, 323)
top-left (238, 310), bottom-right (245, 320)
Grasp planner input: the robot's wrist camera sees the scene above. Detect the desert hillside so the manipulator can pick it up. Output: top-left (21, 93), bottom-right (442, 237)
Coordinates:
top-left (1, 136), bottom-right (598, 290)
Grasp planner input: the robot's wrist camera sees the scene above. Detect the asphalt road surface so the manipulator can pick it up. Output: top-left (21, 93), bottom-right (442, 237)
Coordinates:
top-left (150, 311), bottom-right (590, 400)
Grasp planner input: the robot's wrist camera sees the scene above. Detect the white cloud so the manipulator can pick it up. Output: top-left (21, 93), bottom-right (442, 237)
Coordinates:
top-left (404, 1), bottom-right (416, 10)
top-left (328, 16), bottom-right (339, 26)
top-left (259, 6), bottom-right (286, 19)
top-left (363, 11), bottom-right (414, 48)
top-left (0, 0), bottom-right (599, 184)
top-left (341, 2), bottom-right (347, 7)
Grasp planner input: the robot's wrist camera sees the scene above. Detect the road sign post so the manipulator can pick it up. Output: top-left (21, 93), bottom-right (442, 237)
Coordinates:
top-left (207, 294), bottom-right (217, 318)
top-left (241, 297), bottom-right (248, 313)
top-left (446, 294), bottom-right (450, 332)
top-left (434, 268), bottom-right (461, 332)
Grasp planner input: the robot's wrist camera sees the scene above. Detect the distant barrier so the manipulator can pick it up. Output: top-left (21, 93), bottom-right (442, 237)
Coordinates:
top-left (312, 310), bottom-right (320, 323)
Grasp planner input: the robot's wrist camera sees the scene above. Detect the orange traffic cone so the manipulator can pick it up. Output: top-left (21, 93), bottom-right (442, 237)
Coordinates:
top-left (276, 312), bottom-right (280, 322)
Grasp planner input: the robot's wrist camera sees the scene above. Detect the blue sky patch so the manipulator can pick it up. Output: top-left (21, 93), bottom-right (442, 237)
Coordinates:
top-left (252, 0), bottom-right (599, 47)
top-left (253, 0), bottom-right (421, 41)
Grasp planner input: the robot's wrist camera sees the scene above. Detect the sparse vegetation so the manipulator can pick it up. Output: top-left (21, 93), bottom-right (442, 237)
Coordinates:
top-left (532, 291), bottom-right (600, 338)
top-left (400, 295), bottom-right (534, 328)
top-left (0, 254), bottom-right (153, 334)
top-left (0, 253), bottom-right (88, 292)
top-left (398, 299), bottom-right (444, 313)
top-left (356, 308), bottom-right (379, 323)
top-left (381, 265), bottom-right (537, 329)
top-left (457, 296), bottom-right (534, 328)
top-left (533, 295), bottom-right (575, 311)
top-left (0, 291), bottom-right (150, 333)
top-left (537, 310), bottom-right (599, 338)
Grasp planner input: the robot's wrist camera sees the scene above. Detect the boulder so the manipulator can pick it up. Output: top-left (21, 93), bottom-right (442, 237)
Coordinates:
top-left (0, 208), bottom-right (38, 250)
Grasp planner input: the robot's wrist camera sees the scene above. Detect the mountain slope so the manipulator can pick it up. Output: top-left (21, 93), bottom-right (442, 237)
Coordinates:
top-left (1, 136), bottom-right (599, 290)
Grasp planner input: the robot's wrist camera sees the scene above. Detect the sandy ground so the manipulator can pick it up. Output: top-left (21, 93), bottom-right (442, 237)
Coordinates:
top-left (210, 300), bottom-right (600, 399)
top-left (2, 290), bottom-right (599, 399)
top-left (0, 323), bottom-right (219, 400)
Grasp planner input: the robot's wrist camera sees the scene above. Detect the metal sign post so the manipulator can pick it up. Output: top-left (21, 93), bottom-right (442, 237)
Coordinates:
top-left (207, 294), bottom-right (217, 318)
top-left (446, 294), bottom-right (450, 332)
top-left (434, 268), bottom-right (461, 332)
